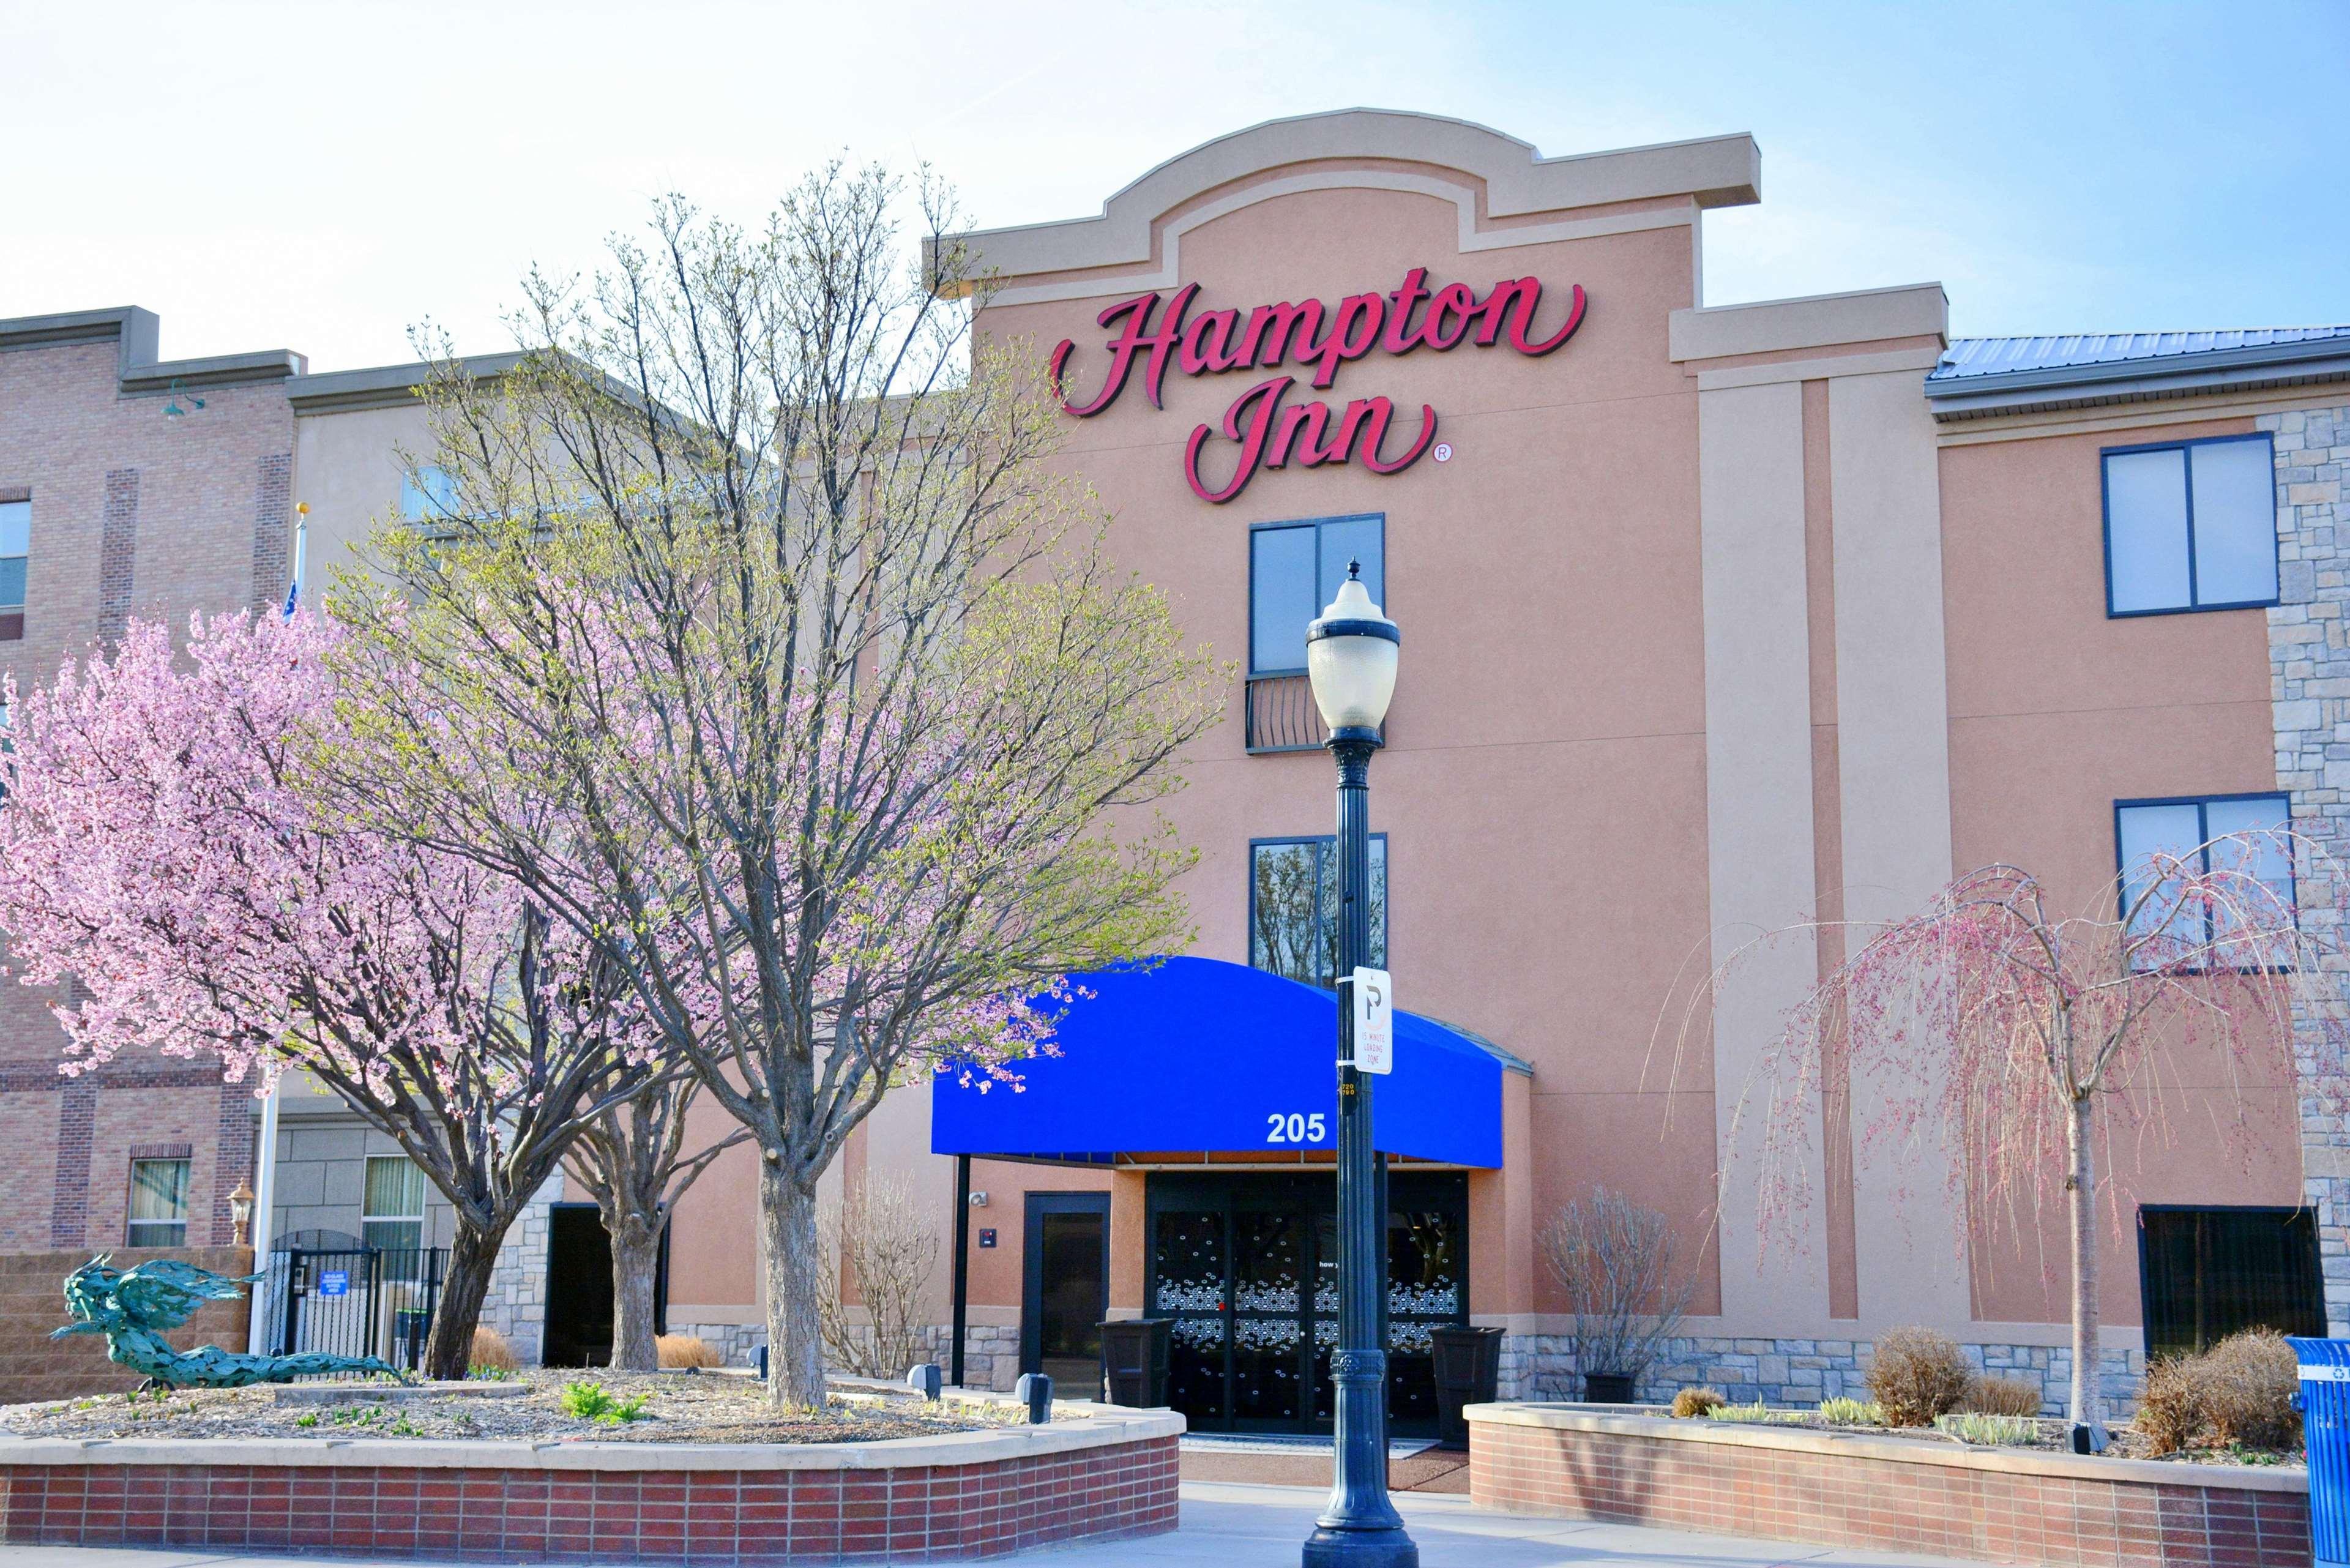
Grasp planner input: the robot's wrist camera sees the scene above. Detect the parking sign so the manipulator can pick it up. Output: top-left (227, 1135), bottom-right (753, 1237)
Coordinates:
top-left (1351, 967), bottom-right (1393, 1074)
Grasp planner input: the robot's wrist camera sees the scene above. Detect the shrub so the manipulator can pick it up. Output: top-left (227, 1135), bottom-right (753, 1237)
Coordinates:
top-left (1958, 1373), bottom-right (2043, 1417)
top-left (2139, 1330), bottom-right (2302, 1455)
top-left (1703, 1399), bottom-right (1804, 1425)
top-left (1818, 1396), bottom-right (1883, 1425)
top-left (1671, 1386), bottom-right (1725, 1419)
top-left (558, 1380), bottom-right (652, 1424)
top-left (1538, 1188), bottom-right (1698, 1394)
top-left (469, 1326), bottom-right (518, 1373)
top-left (1936, 1411), bottom-right (2037, 1446)
top-left (1867, 1327), bottom-right (1971, 1427)
top-left (657, 1334), bottom-right (723, 1369)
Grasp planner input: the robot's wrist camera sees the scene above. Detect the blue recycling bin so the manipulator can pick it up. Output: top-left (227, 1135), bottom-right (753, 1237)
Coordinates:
top-left (2291, 1337), bottom-right (2350, 1568)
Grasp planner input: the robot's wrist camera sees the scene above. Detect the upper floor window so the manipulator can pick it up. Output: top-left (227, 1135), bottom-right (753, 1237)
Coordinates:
top-left (1250, 834), bottom-right (1387, 989)
top-left (1250, 515), bottom-right (1384, 675)
top-left (362, 1155), bottom-right (427, 1256)
top-left (401, 465), bottom-right (462, 525)
top-left (0, 497), bottom-right (28, 641)
top-left (127, 1157), bottom-right (190, 1248)
top-left (2116, 793), bottom-right (2293, 963)
top-left (2103, 434), bottom-right (2277, 616)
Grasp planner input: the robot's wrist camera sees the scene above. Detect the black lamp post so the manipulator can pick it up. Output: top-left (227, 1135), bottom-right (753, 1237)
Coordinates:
top-left (1300, 562), bottom-right (1415, 1568)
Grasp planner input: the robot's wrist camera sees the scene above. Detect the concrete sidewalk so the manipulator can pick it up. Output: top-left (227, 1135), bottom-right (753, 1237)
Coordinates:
top-left (0, 1480), bottom-right (2008, 1567)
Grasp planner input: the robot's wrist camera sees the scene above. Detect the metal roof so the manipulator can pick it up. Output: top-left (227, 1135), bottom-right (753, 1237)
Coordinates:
top-left (1923, 327), bottom-right (2350, 420)
top-left (1931, 328), bottom-right (2350, 383)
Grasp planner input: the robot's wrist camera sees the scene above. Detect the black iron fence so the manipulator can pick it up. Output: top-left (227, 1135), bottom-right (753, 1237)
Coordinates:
top-left (254, 1246), bottom-right (449, 1372)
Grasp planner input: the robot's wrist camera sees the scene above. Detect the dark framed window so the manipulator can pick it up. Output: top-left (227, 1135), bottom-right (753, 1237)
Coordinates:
top-left (2138, 1205), bottom-right (2323, 1360)
top-left (0, 496), bottom-right (27, 641)
top-left (1248, 515), bottom-right (1384, 676)
top-left (126, 1158), bottom-right (190, 1248)
top-left (2103, 433), bottom-right (2277, 616)
top-left (1249, 834), bottom-right (1387, 989)
top-left (2115, 793), bottom-right (2293, 965)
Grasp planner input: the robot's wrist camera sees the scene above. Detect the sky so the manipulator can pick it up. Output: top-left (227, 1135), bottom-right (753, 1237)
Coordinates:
top-left (4, 0), bottom-right (2347, 371)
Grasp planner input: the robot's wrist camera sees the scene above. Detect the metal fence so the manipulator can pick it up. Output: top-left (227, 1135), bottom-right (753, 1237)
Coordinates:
top-left (254, 1246), bottom-right (449, 1372)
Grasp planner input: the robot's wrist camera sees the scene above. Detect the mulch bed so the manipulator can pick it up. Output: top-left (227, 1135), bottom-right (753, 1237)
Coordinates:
top-left (0, 1369), bottom-right (1001, 1446)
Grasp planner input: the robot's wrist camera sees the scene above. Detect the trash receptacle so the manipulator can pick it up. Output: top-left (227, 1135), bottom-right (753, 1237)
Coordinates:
top-left (1099, 1318), bottom-right (1171, 1408)
top-left (1430, 1324), bottom-right (1504, 1450)
top-left (2292, 1337), bottom-right (2350, 1568)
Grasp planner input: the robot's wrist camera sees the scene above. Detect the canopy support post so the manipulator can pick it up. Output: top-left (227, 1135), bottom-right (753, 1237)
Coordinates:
top-left (950, 1154), bottom-right (971, 1387)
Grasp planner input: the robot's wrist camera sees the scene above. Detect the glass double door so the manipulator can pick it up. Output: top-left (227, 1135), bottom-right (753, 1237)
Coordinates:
top-left (1147, 1171), bottom-right (1466, 1435)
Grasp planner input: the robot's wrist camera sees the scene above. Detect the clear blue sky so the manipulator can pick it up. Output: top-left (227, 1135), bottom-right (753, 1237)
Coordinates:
top-left (5, 0), bottom-right (2344, 369)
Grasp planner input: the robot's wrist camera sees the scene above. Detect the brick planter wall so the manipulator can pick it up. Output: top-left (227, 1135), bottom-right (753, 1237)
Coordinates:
top-left (0, 1406), bottom-right (1180, 1564)
top-left (1468, 1403), bottom-right (2308, 1568)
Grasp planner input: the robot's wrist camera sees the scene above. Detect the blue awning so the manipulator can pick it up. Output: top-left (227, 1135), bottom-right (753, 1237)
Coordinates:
top-left (930, 957), bottom-right (1522, 1168)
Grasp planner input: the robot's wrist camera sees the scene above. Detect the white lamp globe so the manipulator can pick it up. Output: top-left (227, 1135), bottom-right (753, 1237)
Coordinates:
top-left (1305, 562), bottom-right (1400, 733)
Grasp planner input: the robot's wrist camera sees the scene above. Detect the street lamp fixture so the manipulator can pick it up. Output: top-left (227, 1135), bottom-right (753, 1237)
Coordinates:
top-left (1300, 561), bottom-right (1414, 1568)
top-left (228, 1180), bottom-right (256, 1249)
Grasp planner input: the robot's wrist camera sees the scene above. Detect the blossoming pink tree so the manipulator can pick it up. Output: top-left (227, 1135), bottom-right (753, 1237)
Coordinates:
top-left (0, 611), bottom-right (655, 1380)
top-left (324, 172), bottom-right (1224, 1406)
top-left (1719, 835), bottom-right (2350, 1444)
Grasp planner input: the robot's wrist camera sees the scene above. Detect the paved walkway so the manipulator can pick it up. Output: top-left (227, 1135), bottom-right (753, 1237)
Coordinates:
top-left (0, 1480), bottom-right (2004, 1567)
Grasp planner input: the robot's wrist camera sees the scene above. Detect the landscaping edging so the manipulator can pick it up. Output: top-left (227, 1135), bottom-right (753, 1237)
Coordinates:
top-left (0, 1402), bottom-right (1183, 1562)
top-left (1466, 1402), bottom-right (2307, 1568)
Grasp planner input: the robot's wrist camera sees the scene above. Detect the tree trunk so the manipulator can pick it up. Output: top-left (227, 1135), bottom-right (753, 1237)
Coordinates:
top-left (610, 1216), bottom-right (663, 1372)
top-left (2066, 1094), bottom-right (2108, 1447)
top-left (760, 1156), bottom-right (827, 1408)
top-left (424, 1220), bottom-right (509, 1383)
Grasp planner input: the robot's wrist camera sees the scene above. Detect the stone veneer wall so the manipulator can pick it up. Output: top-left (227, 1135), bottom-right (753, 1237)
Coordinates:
top-left (473, 1172), bottom-right (562, 1367)
top-left (1497, 1332), bottom-right (2144, 1417)
top-left (2263, 402), bottom-right (2350, 1338)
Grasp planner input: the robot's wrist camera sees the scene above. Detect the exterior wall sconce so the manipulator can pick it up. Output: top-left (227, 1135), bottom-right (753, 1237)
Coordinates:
top-left (228, 1179), bottom-right (256, 1247)
top-left (163, 378), bottom-right (206, 419)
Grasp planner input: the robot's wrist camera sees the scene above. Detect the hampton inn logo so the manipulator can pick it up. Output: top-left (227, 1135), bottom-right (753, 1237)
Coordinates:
top-left (1050, 268), bottom-right (1587, 503)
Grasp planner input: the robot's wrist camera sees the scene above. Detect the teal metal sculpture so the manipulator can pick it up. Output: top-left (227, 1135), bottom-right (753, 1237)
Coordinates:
top-left (53, 1255), bottom-right (403, 1389)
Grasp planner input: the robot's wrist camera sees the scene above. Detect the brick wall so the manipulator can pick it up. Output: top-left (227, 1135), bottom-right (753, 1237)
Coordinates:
top-left (1469, 1406), bottom-right (2308, 1568)
top-left (0, 325), bottom-right (296, 1270)
top-left (0, 1435), bottom-right (1180, 1562)
top-left (0, 1246), bottom-right (252, 1404)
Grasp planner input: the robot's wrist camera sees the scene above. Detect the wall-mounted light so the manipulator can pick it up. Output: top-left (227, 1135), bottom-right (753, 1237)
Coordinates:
top-left (163, 378), bottom-right (206, 419)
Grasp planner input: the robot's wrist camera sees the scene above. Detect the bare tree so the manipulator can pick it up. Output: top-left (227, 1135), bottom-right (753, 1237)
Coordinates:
top-left (1701, 829), bottom-right (2350, 1446)
top-left (562, 1069), bottom-right (748, 1371)
top-left (1539, 1187), bottom-right (1696, 1399)
top-left (816, 1171), bottom-right (939, 1379)
top-left (329, 165), bottom-right (1223, 1405)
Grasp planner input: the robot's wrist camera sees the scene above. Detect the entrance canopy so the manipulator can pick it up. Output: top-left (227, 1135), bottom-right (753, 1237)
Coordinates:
top-left (930, 957), bottom-right (1524, 1168)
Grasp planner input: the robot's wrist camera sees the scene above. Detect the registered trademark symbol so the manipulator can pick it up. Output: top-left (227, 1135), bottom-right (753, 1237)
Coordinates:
top-left (1432, 442), bottom-right (1453, 463)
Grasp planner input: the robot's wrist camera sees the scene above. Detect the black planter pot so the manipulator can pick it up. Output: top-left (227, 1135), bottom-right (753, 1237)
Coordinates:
top-left (1581, 1372), bottom-right (1636, 1404)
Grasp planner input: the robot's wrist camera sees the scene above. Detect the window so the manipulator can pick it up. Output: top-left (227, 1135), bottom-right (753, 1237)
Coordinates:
top-left (362, 1155), bottom-right (426, 1256)
top-left (2103, 434), bottom-right (2277, 615)
top-left (1249, 515), bottom-right (1384, 676)
top-left (1250, 834), bottom-right (1387, 989)
top-left (400, 465), bottom-right (461, 525)
top-left (126, 1159), bottom-right (190, 1248)
top-left (2116, 793), bottom-right (2293, 963)
top-left (2139, 1206), bottom-right (2323, 1360)
top-left (0, 497), bottom-right (27, 640)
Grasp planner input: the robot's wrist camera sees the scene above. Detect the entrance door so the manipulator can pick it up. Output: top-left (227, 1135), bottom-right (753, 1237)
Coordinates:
top-left (1022, 1193), bottom-right (1110, 1400)
top-left (543, 1203), bottom-right (670, 1367)
top-left (1146, 1171), bottom-right (1467, 1436)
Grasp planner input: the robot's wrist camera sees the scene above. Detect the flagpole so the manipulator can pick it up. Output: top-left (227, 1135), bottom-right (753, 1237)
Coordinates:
top-left (250, 499), bottom-right (307, 1353)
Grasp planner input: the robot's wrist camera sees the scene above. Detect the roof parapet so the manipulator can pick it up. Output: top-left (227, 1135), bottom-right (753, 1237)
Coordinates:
top-left (0, 305), bottom-right (304, 390)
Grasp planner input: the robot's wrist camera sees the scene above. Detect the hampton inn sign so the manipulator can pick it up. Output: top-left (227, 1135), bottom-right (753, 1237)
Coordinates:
top-left (1050, 269), bottom-right (1589, 502)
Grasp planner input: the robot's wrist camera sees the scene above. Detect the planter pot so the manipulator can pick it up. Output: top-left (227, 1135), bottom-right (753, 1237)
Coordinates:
top-left (1581, 1372), bottom-right (1636, 1404)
